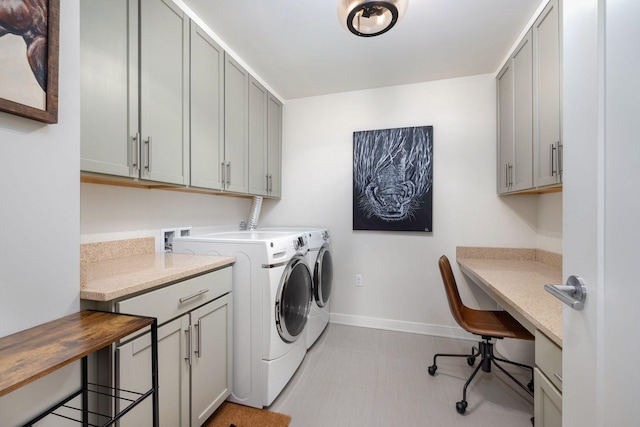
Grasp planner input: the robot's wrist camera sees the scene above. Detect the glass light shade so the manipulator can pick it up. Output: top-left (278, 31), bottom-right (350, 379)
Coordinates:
top-left (337, 0), bottom-right (408, 37)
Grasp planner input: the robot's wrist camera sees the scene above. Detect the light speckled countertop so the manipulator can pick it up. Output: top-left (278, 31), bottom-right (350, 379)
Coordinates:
top-left (80, 237), bottom-right (235, 302)
top-left (456, 246), bottom-right (563, 347)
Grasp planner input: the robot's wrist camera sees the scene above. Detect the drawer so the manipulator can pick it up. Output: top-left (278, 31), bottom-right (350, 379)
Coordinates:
top-left (116, 267), bottom-right (232, 326)
top-left (535, 330), bottom-right (563, 392)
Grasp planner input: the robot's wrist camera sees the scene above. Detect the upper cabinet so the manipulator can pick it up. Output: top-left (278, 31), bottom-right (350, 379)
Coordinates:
top-left (80, 1), bottom-right (283, 198)
top-left (223, 54), bottom-right (250, 194)
top-left (248, 77), bottom-right (282, 197)
top-left (190, 22), bottom-right (225, 191)
top-left (533, 0), bottom-right (562, 188)
top-left (497, 30), bottom-right (533, 194)
top-left (80, 0), bottom-right (189, 186)
top-left (497, 0), bottom-right (562, 194)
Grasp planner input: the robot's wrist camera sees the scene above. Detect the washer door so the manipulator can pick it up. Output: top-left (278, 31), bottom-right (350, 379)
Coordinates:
top-left (276, 255), bottom-right (312, 343)
top-left (314, 245), bottom-right (333, 307)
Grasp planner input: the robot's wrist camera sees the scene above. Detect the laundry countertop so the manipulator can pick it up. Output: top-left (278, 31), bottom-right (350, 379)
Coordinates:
top-left (80, 237), bottom-right (234, 302)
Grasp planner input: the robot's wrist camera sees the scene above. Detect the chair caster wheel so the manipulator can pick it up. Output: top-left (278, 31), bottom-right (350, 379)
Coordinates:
top-left (456, 400), bottom-right (467, 414)
top-left (528, 380), bottom-right (534, 392)
top-left (467, 356), bottom-right (476, 366)
top-left (428, 365), bottom-right (437, 376)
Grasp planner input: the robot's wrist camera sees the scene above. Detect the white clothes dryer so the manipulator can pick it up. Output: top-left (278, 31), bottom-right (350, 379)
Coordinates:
top-left (304, 228), bottom-right (333, 348)
top-left (173, 230), bottom-right (313, 408)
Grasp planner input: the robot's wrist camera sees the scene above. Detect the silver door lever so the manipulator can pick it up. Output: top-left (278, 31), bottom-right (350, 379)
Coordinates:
top-left (545, 275), bottom-right (587, 310)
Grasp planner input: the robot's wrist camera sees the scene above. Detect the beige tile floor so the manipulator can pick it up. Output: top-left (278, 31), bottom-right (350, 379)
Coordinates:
top-left (270, 324), bottom-right (534, 427)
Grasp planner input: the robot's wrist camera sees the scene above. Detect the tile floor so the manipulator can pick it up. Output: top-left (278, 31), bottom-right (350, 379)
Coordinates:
top-left (270, 324), bottom-right (534, 427)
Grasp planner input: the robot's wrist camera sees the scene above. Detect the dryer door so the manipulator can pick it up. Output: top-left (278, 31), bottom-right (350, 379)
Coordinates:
top-left (314, 245), bottom-right (333, 308)
top-left (276, 255), bottom-right (312, 343)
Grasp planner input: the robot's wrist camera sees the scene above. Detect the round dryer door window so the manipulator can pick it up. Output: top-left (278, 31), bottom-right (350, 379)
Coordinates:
top-left (276, 255), bottom-right (312, 342)
top-left (314, 246), bottom-right (333, 307)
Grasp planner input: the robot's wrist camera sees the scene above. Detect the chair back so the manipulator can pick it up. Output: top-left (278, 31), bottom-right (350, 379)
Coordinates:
top-left (438, 255), bottom-right (467, 329)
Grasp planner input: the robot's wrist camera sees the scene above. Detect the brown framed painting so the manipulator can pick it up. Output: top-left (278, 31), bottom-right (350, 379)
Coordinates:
top-left (0, 0), bottom-right (60, 124)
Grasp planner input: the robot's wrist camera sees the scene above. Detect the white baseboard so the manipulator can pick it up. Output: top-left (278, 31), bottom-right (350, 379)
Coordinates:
top-left (329, 312), bottom-right (476, 342)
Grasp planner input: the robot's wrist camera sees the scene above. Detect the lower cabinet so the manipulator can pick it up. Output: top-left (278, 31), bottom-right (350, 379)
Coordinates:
top-left (534, 330), bottom-right (562, 426)
top-left (534, 368), bottom-right (562, 427)
top-left (98, 268), bottom-right (233, 427)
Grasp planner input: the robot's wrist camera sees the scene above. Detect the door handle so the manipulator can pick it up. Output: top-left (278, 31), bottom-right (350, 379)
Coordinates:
top-left (545, 275), bottom-right (587, 310)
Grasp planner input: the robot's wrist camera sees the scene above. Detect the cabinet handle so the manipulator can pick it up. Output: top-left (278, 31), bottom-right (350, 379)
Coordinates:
top-left (185, 326), bottom-right (192, 366)
top-left (179, 289), bottom-right (209, 303)
top-left (557, 141), bottom-right (563, 179)
top-left (145, 137), bottom-right (152, 172)
top-left (505, 164), bottom-right (509, 188)
top-left (226, 162), bottom-right (231, 186)
top-left (221, 162), bottom-right (226, 189)
top-left (131, 132), bottom-right (140, 172)
top-left (269, 175), bottom-right (273, 193)
top-left (550, 143), bottom-right (557, 176)
top-left (195, 319), bottom-right (202, 358)
top-left (554, 372), bottom-right (563, 382)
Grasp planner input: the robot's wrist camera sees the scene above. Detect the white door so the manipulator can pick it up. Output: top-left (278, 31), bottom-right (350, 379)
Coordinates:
top-left (562, 1), bottom-right (640, 425)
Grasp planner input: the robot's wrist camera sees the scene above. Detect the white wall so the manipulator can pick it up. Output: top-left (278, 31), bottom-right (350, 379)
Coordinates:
top-left (0, 0), bottom-right (81, 423)
top-left (259, 73), bottom-right (563, 336)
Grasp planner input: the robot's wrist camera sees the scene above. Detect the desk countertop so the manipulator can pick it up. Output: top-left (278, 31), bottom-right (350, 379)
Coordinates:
top-left (456, 247), bottom-right (563, 347)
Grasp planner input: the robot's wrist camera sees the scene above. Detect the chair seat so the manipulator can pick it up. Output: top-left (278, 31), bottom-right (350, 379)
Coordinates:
top-left (459, 306), bottom-right (534, 341)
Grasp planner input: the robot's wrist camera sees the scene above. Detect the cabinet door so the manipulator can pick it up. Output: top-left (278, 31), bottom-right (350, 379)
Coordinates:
top-left (511, 30), bottom-right (534, 192)
top-left (190, 22), bottom-right (225, 190)
top-left (534, 368), bottom-right (562, 427)
top-left (248, 76), bottom-right (269, 196)
top-left (267, 94), bottom-right (283, 198)
top-left (190, 294), bottom-right (233, 426)
top-left (533, 0), bottom-right (562, 187)
top-left (139, 0), bottom-right (189, 185)
top-left (224, 54), bottom-right (249, 193)
top-left (497, 61), bottom-right (514, 194)
top-left (80, 0), bottom-right (139, 178)
top-left (117, 316), bottom-right (190, 427)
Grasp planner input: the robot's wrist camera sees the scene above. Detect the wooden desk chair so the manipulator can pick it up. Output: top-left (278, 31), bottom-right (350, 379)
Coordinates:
top-left (428, 255), bottom-right (534, 414)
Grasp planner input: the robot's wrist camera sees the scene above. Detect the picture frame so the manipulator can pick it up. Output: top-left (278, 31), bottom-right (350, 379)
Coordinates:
top-left (353, 126), bottom-right (434, 232)
top-left (0, 0), bottom-right (60, 124)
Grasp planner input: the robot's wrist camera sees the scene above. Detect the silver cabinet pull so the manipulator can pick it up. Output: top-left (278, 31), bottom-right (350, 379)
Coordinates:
top-left (545, 275), bottom-right (587, 310)
top-left (550, 143), bottom-right (557, 176)
top-left (185, 326), bottom-right (192, 365)
top-left (131, 132), bottom-right (140, 172)
top-left (179, 289), bottom-right (209, 303)
top-left (195, 319), bottom-right (202, 358)
top-left (221, 162), bottom-right (226, 189)
top-left (226, 162), bottom-right (231, 186)
top-left (145, 136), bottom-right (152, 171)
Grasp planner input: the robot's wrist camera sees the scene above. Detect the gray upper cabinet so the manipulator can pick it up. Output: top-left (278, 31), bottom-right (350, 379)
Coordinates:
top-left (190, 22), bottom-right (224, 191)
top-left (223, 54), bottom-right (250, 194)
top-left (139, 0), bottom-right (189, 185)
top-left (80, 0), bottom-right (189, 185)
top-left (80, 0), bottom-right (138, 179)
top-left (248, 78), bottom-right (282, 198)
top-left (533, 0), bottom-right (562, 188)
top-left (266, 94), bottom-right (283, 198)
top-left (497, 30), bottom-right (533, 194)
top-left (497, 0), bottom-right (562, 194)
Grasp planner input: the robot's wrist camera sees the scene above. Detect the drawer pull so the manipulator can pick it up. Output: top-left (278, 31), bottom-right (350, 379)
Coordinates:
top-left (554, 372), bottom-right (563, 382)
top-left (179, 289), bottom-right (209, 303)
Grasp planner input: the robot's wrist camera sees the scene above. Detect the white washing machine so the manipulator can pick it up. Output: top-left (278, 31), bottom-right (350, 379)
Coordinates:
top-left (173, 230), bottom-right (313, 408)
top-left (259, 227), bottom-right (333, 349)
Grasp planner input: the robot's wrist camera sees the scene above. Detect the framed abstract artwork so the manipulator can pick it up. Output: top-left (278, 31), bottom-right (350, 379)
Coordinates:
top-left (353, 126), bottom-right (434, 232)
top-left (0, 0), bottom-right (60, 123)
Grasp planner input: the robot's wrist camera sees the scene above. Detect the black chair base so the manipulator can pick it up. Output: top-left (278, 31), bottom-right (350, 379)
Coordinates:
top-left (428, 336), bottom-right (534, 415)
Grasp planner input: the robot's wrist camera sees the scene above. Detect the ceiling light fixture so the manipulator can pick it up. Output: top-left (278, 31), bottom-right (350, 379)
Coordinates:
top-left (337, 0), bottom-right (408, 37)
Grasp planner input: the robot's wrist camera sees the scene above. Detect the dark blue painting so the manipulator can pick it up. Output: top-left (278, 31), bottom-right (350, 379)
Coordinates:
top-left (353, 126), bottom-right (433, 232)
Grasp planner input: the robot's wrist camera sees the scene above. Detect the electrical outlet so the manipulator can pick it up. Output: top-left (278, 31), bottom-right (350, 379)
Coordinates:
top-left (355, 274), bottom-right (363, 287)
top-left (161, 228), bottom-right (177, 253)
